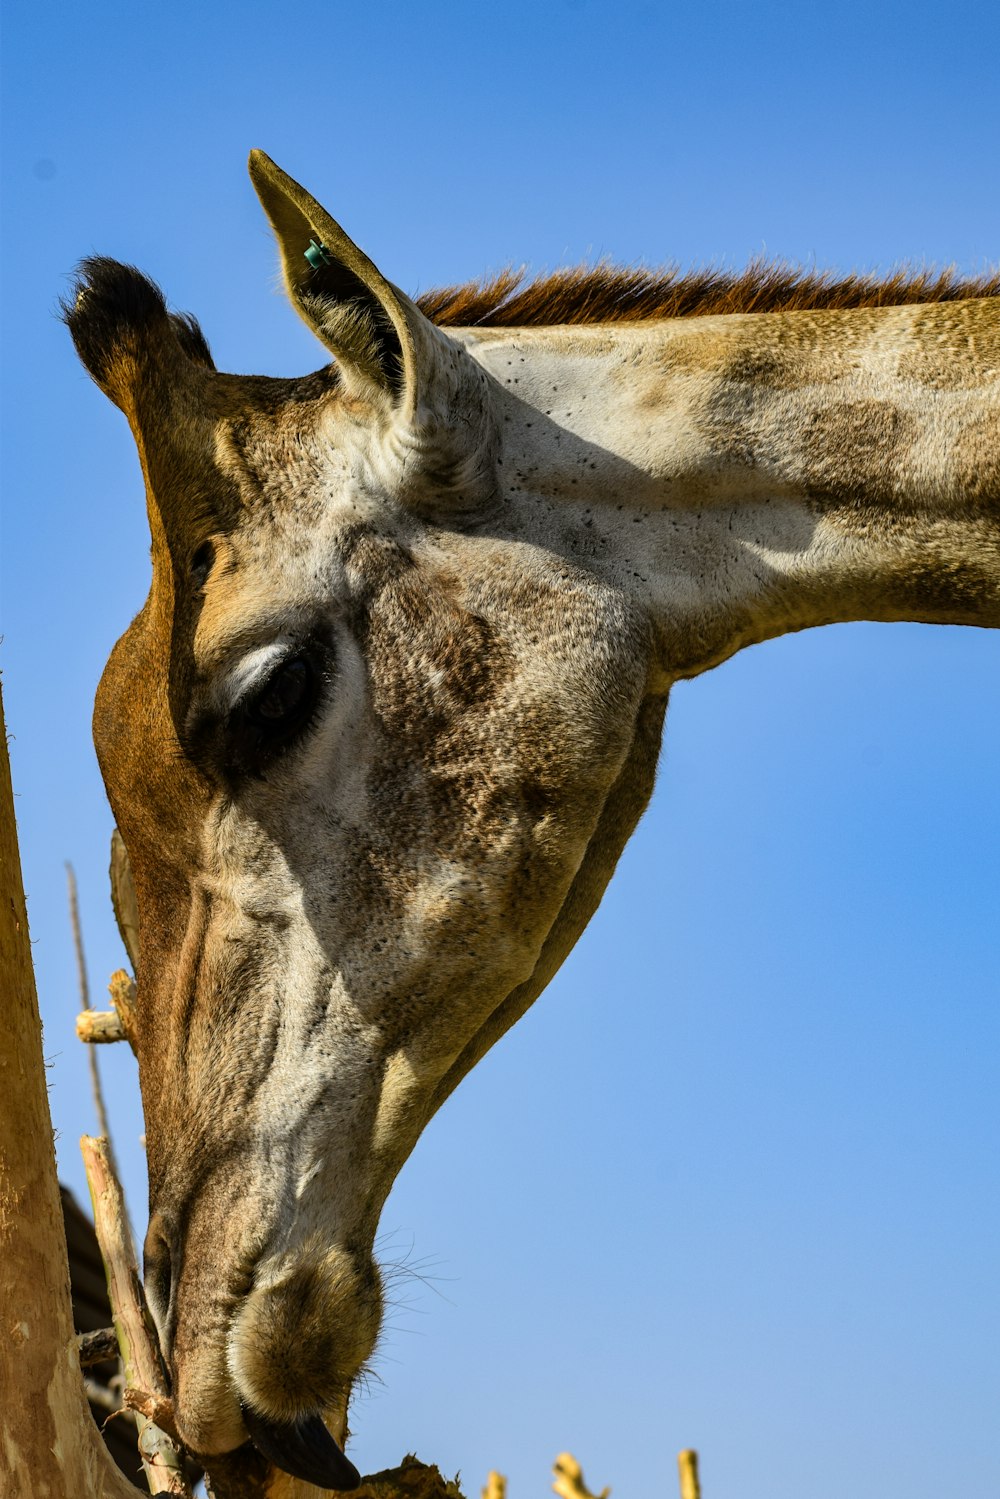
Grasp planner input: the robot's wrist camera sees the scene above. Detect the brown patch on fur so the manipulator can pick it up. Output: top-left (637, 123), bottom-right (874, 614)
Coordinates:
top-left (627, 309), bottom-right (875, 401)
top-left (872, 519), bottom-right (1000, 622)
top-left (949, 412), bottom-right (1000, 503)
top-left (802, 400), bottom-right (920, 509)
top-left (352, 543), bottom-right (515, 734)
top-left (417, 259), bottom-right (1000, 329)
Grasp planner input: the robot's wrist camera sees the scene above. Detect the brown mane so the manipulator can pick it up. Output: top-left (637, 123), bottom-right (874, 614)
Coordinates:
top-left (416, 259), bottom-right (1000, 328)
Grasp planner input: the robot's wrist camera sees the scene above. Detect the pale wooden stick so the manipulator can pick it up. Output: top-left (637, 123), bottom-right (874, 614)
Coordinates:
top-left (552, 1452), bottom-right (610, 1499)
top-left (81, 1134), bottom-right (192, 1497)
top-left (677, 1449), bottom-right (701, 1499)
top-left (77, 1009), bottom-right (128, 1043)
top-left (77, 969), bottom-right (138, 1046)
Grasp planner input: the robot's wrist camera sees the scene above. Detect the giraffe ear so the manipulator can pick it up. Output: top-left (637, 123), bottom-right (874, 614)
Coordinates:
top-left (249, 150), bottom-right (418, 409)
top-left (249, 151), bottom-right (499, 515)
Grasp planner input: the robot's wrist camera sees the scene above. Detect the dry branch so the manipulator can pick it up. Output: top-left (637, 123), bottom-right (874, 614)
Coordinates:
top-left (79, 1325), bottom-right (121, 1367)
top-left (123, 1387), bottom-right (181, 1441)
top-left (677, 1449), bottom-right (701, 1499)
top-left (78, 1008), bottom-right (129, 1043)
top-left (77, 968), bottom-right (138, 1048)
top-left (81, 1133), bottom-right (191, 1496)
top-left (552, 1453), bottom-right (610, 1499)
top-left (69, 860), bottom-right (120, 1174)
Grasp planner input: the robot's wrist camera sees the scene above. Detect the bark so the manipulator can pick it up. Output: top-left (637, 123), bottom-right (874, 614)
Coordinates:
top-left (0, 679), bottom-right (143, 1497)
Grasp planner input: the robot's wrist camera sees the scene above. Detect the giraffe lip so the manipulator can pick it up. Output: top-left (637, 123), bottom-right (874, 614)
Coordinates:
top-left (240, 1405), bottom-right (361, 1490)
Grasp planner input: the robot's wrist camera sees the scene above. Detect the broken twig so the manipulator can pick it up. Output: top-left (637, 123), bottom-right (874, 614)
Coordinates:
top-left (124, 1387), bottom-right (182, 1445)
top-left (76, 969), bottom-right (137, 1047)
top-left (552, 1453), bottom-right (610, 1499)
top-left (76, 1008), bottom-right (127, 1044)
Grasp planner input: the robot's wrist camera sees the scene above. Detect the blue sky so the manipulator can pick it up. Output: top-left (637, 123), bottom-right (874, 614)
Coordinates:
top-left (1, 3), bottom-right (998, 1497)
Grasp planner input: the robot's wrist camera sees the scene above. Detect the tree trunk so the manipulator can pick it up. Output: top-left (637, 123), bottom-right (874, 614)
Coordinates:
top-left (0, 679), bottom-right (142, 1498)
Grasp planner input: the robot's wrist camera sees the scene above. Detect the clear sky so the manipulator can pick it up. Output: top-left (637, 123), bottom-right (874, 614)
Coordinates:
top-left (1, 3), bottom-right (998, 1497)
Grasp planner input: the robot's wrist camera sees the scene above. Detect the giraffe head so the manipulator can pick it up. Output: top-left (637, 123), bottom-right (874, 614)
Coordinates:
top-left (66, 154), bottom-right (653, 1477)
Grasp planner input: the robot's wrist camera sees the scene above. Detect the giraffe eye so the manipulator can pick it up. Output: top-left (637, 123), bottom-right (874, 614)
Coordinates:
top-left (223, 652), bottom-right (323, 775)
top-left (190, 540), bottom-right (215, 588)
top-left (244, 657), bottom-right (314, 732)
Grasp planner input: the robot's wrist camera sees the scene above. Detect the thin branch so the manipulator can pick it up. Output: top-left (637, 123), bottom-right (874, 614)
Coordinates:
top-left (81, 1134), bottom-right (193, 1497)
top-left (67, 861), bottom-right (92, 1009)
top-left (68, 862), bottom-right (119, 1177)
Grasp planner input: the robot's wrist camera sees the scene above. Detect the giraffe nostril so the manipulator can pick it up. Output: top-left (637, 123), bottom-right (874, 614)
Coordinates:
top-left (143, 1212), bottom-right (178, 1363)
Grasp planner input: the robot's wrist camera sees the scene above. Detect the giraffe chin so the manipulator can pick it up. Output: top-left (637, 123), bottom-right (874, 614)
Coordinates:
top-left (241, 1405), bottom-right (361, 1491)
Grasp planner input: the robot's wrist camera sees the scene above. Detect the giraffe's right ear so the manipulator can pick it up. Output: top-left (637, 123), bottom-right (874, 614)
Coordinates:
top-left (249, 150), bottom-right (418, 411)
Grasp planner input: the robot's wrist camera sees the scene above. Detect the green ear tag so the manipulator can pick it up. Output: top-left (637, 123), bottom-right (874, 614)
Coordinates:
top-left (304, 239), bottom-right (333, 269)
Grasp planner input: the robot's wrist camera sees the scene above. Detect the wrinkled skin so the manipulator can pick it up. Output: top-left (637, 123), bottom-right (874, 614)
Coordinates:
top-left (67, 153), bottom-right (1000, 1468)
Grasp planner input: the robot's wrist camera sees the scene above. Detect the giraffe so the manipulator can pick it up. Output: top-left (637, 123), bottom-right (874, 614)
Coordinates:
top-left (65, 151), bottom-right (1000, 1488)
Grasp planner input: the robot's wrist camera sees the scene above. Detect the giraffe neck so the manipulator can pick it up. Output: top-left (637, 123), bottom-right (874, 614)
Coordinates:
top-left (460, 302), bottom-right (1000, 683)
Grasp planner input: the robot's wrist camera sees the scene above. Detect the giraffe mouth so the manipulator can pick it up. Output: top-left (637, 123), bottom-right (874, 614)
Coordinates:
top-left (240, 1405), bottom-right (361, 1490)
